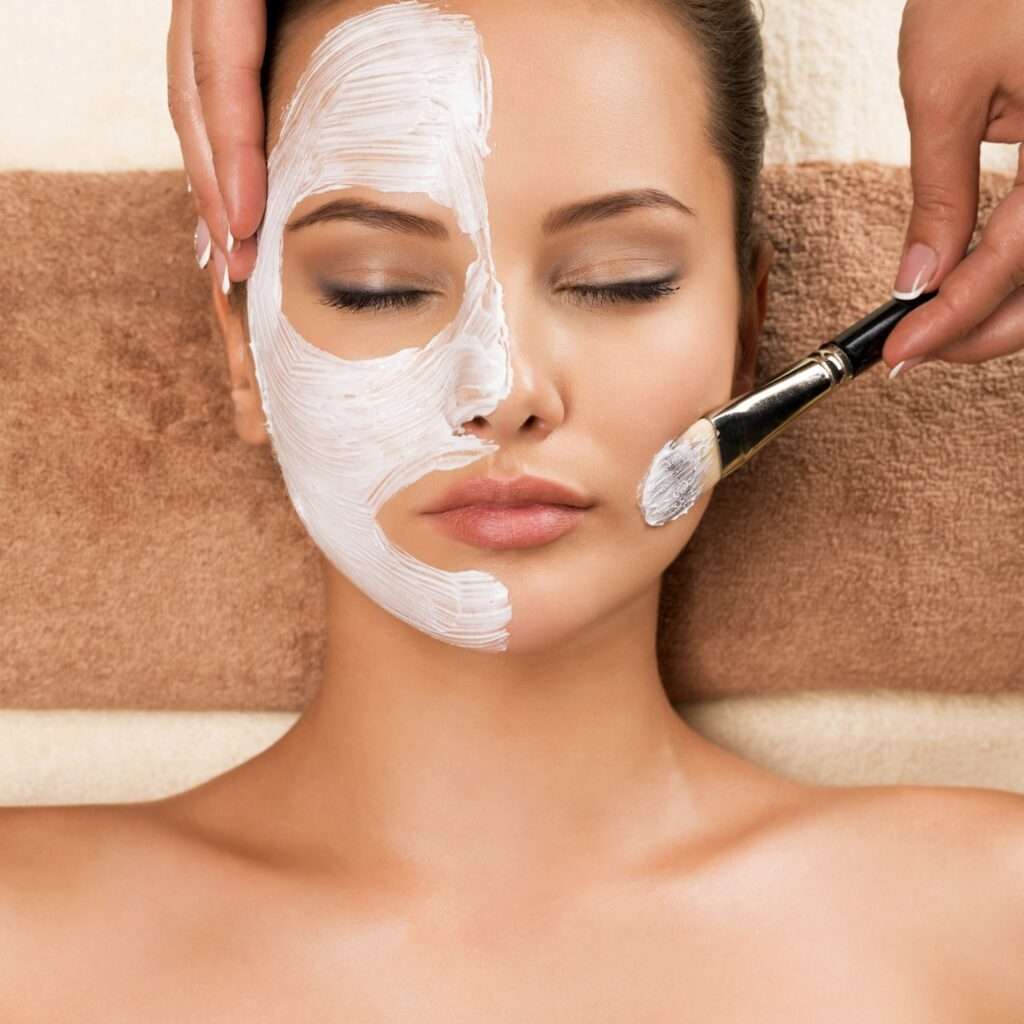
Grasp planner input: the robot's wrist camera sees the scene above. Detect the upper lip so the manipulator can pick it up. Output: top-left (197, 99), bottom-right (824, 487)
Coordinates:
top-left (423, 474), bottom-right (594, 513)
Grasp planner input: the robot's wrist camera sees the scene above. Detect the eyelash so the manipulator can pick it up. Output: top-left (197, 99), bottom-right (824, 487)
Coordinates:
top-left (319, 288), bottom-right (431, 313)
top-left (318, 276), bottom-right (681, 313)
top-left (564, 277), bottom-right (681, 306)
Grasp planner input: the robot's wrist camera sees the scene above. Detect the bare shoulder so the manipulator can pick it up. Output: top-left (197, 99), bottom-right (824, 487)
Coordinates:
top-left (838, 781), bottom-right (1024, 892)
top-left (0, 795), bottom-right (258, 916)
top-left (0, 801), bottom-right (240, 1019)
top-left (0, 801), bottom-right (155, 894)
top-left (0, 802), bottom-right (154, 926)
top-left (819, 782), bottom-right (1024, 1015)
top-left (0, 803), bottom-right (107, 917)
top-left (0, 805), bottom-right (115, 1014)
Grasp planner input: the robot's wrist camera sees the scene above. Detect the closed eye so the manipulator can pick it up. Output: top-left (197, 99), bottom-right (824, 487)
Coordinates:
top-left (318, 276), bottom-right (681, 314)
top-left (318, 287), bottom-right (436, 313)
top-left (558, 276), bottom-right (681, 306)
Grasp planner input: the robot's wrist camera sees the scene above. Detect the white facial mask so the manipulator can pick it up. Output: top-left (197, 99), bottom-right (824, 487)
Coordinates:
top-left (247, 1), bottom-right (514, 651)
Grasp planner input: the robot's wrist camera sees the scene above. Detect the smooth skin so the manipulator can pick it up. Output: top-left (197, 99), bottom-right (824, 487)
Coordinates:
top-left (3, 1), bottom-right (1022, 1020)
top-left (166, 0), bottom-right (1024, 378)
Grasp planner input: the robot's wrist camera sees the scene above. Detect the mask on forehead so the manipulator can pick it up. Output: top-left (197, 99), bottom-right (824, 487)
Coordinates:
top-left (248, 0), bottom-right (514, 651)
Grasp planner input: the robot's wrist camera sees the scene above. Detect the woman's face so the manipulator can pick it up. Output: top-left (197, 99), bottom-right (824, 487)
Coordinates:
top-left (231, 0), bottom-right (771, 654)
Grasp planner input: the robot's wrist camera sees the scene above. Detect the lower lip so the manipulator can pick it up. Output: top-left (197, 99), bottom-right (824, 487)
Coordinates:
top-left (426, 503), bottom-right (586, 550)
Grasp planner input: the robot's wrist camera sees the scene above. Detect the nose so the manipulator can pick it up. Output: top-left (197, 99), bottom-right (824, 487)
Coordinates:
top-left (459, 320), bottom-right (566, 443)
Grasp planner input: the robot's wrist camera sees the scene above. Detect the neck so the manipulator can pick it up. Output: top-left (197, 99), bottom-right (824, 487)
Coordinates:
top-left (196, 559), bottom-right (727, 892)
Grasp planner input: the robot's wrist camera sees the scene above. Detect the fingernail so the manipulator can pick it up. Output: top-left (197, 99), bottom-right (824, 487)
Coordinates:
top-left (893, 242), bottom-right (939, 301)
top-left (226, 226), bottom-right (236, 254)
top-left (194, 217), bottom-right (212, 269)
top-left (186, 175), bottom-right (192, 194)
top-left (212, 246), bottom-right (231, 296)
top-left (887, 356), bottom-right (926, 381)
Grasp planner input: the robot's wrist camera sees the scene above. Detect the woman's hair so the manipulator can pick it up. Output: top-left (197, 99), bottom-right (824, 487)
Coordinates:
top-left (658, 0), bottom-right (769, 297)
top-left (261, 0), bottom-right (769, 296)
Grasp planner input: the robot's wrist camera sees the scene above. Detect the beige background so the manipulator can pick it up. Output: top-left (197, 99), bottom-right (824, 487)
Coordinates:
top-left (2, 0), bottom-right (1021, 805)
top-left (1, 0), bottom-right (1018, 174)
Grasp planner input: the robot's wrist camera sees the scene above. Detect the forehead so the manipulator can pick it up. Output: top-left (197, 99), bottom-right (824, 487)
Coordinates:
top-left (267, 0), bottom-right (726, 220)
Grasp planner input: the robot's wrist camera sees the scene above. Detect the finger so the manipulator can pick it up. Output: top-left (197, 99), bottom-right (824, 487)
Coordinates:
top-left (893, 74), bottom-right (988, 298)
top-left (230, 235), bottom-right (259, 282)
top-left (885, 166), bottom-right (1024, 364)
top-left (167, 0), bottom-right (225, 239)
top-left (191, 0), bottom-right (267, 244)
top-left (924, 284), bottom-right (1024, 364)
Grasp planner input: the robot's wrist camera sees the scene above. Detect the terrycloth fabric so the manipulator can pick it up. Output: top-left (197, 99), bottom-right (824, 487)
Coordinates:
top-left (1, 162), bottom-right (1022, 710)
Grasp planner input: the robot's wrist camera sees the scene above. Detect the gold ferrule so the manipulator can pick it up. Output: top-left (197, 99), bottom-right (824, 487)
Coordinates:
top-left (708, 342), bottom-right (854, 479)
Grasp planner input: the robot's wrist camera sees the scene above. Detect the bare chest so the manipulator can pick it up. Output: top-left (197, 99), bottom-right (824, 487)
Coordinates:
top-left (21, 892), bottom-right (983, 1024)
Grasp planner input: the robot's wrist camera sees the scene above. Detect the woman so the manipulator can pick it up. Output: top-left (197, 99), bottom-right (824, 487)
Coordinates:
top-left (3, 0), bottom-right (1022, 1017)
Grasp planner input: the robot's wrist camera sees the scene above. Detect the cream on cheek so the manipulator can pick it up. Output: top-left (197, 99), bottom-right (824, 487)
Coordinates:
top-left (247, 1), bottom-right (515, 651)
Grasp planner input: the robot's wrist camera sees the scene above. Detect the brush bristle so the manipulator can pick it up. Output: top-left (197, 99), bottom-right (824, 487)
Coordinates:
top-left (636, 418), bottom-right (722, 527)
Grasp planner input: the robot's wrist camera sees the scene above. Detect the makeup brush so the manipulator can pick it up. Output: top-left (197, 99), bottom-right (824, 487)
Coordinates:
top-left (638, 290), bottom-right (939, 527)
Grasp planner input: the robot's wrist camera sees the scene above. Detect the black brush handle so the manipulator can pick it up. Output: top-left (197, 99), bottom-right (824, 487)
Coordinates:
top-left (833, 289), bottom-right (939, 377)
top-left (708, 288), bottom-right (941, 478)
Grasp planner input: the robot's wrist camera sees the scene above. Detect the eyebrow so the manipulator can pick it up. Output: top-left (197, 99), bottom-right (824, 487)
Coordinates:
top-left (286, 187), bottom-right (696, 240)
top-left (287, 198), bottom-right (450, 239)
top-left (541, 188), bottom-right (697, 234)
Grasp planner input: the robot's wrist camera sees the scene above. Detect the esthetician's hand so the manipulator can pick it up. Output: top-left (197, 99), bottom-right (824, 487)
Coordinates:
top-left (167, 0), bottom-right (266, 288)
top-left (883, 0), bottom-right (1024, 379)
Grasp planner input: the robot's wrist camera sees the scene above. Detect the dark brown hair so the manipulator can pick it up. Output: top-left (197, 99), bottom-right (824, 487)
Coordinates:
top-left (658, 0), bottom-right (768, 296)
top-left (261, 0), bottom-right (768, 295)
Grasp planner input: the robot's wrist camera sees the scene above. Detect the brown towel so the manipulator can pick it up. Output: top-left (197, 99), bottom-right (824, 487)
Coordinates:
top-left (1, 162), bottom-right (1021, 710)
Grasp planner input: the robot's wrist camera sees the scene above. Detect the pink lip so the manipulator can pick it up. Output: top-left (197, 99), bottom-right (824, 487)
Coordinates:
top-left (422, 474), bottom-right (593, 550)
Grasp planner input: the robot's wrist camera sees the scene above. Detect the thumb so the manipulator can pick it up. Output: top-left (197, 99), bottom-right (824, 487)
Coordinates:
top-left (894, 111), bottom-right (984, 300)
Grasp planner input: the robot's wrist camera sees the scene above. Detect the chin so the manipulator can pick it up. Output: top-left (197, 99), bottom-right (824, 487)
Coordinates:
top-left (498, 616), bottom-right (571, 656)
top-left (493, 569), bottom-right (651, 657)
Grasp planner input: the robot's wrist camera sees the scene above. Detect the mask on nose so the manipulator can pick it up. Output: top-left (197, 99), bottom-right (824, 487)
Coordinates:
top-left (247, 1), bottom-right (514, 651)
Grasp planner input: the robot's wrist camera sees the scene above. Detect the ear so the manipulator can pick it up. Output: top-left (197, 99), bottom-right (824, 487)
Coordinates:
top-left (732, 236), bottom-right (775, 397)
top-left (210, 277), bottom-right (270, 446)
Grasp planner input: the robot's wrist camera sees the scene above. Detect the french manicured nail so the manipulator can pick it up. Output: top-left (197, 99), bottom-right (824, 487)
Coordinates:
top-left (226, 226), bottom-right (236, 254)
top-left (212, 245), bottom-right (231, 296)
top-left (887, 356), bottom-right (926, 381)
top-left (893, 242), bottom-right (939, 301)
top-left (194, 217), bottom-right (212, 269)
top-left (185, 174), bottom-right (192, 194)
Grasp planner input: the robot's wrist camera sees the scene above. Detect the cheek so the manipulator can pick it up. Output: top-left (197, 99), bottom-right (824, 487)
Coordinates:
top-left (578, 291), bottom-right (739, 512)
